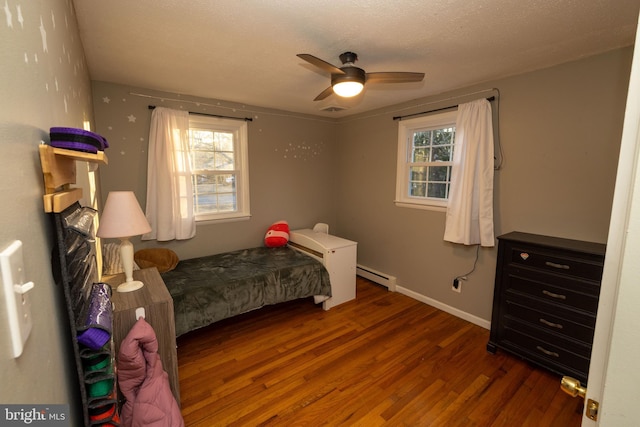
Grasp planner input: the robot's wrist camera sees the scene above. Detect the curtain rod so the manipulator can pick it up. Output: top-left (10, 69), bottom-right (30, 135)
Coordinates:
top-left (148, 105), bottom-right (253, 122)
top-left (393, 96), bottom-right (495, 121)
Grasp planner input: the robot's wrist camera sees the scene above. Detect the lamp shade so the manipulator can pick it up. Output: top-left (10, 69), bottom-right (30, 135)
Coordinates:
top-left (97, 191), bottom-right (151, 238)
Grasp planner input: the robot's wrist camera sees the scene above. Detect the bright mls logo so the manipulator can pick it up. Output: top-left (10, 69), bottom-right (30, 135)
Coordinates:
top-left (0, 405), bottom-right (69, 426)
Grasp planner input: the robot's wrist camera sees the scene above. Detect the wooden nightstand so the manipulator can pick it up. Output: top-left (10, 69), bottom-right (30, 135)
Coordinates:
top-left (105, 267), bottom-right (180, 405)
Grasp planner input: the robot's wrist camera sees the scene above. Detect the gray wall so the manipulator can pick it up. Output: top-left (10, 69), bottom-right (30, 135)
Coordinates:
top-left (333, 48), bottom-right (632, 322)
top-left (0, 0), bottom-right (93, 424)
top-left (91, 82), bottom-right (339, 260)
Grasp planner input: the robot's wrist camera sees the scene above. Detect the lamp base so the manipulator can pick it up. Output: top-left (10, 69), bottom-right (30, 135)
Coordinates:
top-left (116, 280), bottom-right (144, 293)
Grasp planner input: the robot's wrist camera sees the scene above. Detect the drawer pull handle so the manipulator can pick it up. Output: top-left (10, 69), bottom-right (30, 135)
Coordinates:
top-left (542, 289), bottom-right (567, 300)
top-left (545, 261), bottom-right (570, 270)
top-left (539, 318), bottom-right (564, 329)
top-left (536, 345), bottom-right (560, 358)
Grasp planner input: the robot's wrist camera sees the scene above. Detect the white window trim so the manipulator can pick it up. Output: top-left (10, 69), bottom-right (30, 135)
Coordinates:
top-left (188, 115), bottom-right (250, 223)
top-left (394, 110), bottom-right (457, 212)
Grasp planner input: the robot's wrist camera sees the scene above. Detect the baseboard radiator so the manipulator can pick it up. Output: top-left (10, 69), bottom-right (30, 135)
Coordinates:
top-left (356, 264), bottom-right (397, 291)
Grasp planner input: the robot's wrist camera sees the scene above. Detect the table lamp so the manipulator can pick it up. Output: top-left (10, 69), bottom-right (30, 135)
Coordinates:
top-left (97, 191), bottom-right (152, 292)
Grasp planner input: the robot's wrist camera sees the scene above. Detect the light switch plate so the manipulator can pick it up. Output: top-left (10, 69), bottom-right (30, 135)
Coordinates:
top-left (1, 240), bottom-right (33, 358)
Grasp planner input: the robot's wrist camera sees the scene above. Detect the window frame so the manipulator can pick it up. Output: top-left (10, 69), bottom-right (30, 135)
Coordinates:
top-left (188, 115), bottom-right (250, 223)
top-left (395, 110), bottom-right (457, 212)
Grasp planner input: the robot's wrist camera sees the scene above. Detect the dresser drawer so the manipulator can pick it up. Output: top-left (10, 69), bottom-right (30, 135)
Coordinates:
top-left (505, 297), bottom-right (596, 344)
top-left (506, 270), bottom-right (600, 313)
top-left (504, 315), bottom-right (592, 357)
top-left (502, 326), bottom-right (590, 382)
top-left (506, 243), bottom-right (604, 281)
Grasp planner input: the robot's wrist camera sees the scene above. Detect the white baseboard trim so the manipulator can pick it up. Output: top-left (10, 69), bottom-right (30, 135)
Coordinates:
top-left (396, 285), bottom-right (491, 330)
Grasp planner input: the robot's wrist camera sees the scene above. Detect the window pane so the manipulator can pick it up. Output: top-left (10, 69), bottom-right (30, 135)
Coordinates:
top-left (197, 194), bottom-right (236, 213)
top-left (431, 145), bottom-right (452, 162)
top-left (217, 174), bottom-right (235, 192)
top-left (217, 193), bottom-right (236, 212)
top-left (190, 130), bottom-right (214, 149)
top-left (412, 148), bottom-right (430, 162)
top-left (410, 182), bottom-right (426, 197)
top-left (427, 182), bottom-right (448, 199)
top-left (214, 132), bottom-right (234, 151)
top-left (192, 151), bottom-right (215, 170)
top-left (214, 152), bottom-right (235, 170)
top-left (192, 173), bottom-right (237, 213)
top-left (428, 166), bottom-right (450, 182)
top-left (413, 131), bottom-right (430, 147)
top-left (433, 128), bottom-right (454, 145)
top-left (194, 174), bottom-right (216, 192)
top-left (410, 166), bottom-right (427, 181)
top-left (195, 196), bottom-right (217, 213)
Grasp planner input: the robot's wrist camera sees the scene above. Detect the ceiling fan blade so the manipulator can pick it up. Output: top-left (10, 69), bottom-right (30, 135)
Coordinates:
top-left (313, 86), bottom-right (334, 101)
top-left (365, 72), bottom-right (425, 84)
top-left (297, 54), bottom-right (345, 75)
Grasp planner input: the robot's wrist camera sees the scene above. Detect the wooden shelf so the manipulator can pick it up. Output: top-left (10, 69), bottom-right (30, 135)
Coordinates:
top-left (39, 144), bottom-right (109, 213)
top-left (47, 146), bottom-right (109, 164)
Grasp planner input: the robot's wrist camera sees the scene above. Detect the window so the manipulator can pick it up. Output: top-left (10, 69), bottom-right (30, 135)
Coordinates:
top-left (188, 115), bottom-right (250, 222)
top-left (395, 110), bottom-right (457, 211)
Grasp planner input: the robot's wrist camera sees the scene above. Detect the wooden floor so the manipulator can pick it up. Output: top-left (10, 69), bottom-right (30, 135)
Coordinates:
top-left (177, 277), bottom-right (583, 426)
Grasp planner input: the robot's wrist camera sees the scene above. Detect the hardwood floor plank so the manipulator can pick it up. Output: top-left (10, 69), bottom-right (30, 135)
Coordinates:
top-left (177, 277), bottom-right (583, 426)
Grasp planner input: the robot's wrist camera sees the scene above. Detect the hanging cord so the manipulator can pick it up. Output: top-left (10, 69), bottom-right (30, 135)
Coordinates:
top-left (455, 244), bottom-right (481, 282)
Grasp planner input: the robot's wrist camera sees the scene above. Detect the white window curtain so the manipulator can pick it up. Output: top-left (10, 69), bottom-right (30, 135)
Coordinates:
top-left (443, 99), bottom-right (495, 247)
top-left (142, 107), bottom-right (196, 241)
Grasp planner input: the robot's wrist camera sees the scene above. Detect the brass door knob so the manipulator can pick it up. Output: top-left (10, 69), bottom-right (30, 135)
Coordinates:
top-left (560, 376), bottom-right (586, 399)
top-left (560, 376), bottom-right (599, 421)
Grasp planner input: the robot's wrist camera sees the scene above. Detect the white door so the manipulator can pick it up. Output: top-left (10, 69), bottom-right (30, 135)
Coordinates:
top-left (580, 12), bottom-right (640, 426)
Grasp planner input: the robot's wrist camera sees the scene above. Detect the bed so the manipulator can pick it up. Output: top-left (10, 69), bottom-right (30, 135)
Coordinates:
top-left (160, 245), bottom-right (332, 337)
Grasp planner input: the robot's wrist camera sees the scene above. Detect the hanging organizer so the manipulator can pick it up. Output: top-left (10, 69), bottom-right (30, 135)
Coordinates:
top-left (39, 144), bottom-right (120, 426)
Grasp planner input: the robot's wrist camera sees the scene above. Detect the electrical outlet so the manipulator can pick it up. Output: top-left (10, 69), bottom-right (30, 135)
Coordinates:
top-left (452, 278), bottom-right (462, 293)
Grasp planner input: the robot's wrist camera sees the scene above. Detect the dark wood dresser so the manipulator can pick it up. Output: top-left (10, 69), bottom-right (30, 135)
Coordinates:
top-left (487, 232), bottom-right (606, 384)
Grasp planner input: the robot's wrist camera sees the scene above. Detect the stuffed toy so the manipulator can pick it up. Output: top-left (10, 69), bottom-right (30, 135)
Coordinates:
top-left (134, 248), bottom-right (180, 273)
top-left (264, 220), bottom-right (290, 247)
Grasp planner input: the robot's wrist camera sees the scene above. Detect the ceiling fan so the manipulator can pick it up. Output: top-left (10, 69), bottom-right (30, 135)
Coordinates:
top-left (297, 51), bottom-right (425, 101)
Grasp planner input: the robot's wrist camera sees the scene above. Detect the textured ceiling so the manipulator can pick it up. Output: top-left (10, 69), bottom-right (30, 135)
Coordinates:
top-left (73, 0), bottom-right (640, 118)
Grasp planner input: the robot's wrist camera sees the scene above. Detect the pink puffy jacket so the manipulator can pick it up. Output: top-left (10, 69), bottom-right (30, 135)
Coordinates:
top-left (117, 318), bottom-right (184, 427)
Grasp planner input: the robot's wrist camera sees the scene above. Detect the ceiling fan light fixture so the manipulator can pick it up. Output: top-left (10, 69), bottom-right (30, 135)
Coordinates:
top-left (331, 66), bottom-right (366, 98)
top-left (333, 81), bottom-right (364, 97)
